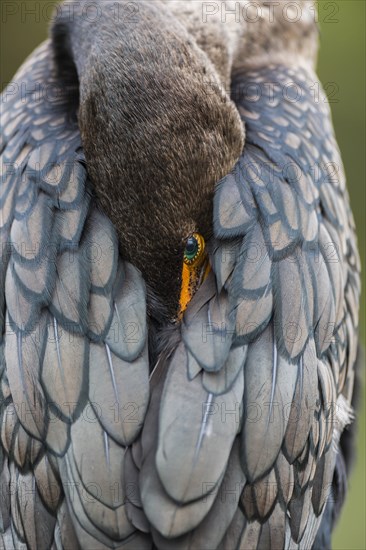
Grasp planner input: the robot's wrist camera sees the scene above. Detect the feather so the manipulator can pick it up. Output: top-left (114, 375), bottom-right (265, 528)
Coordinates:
top-left (105, 263), bottom-right (147, 362)
top-left (9, 462), bottom-right (26, 543)
top-left (237, 520), bottom-right (261, 549)
top-left (5, 266), bottom-right (40, 333)
top-left (345, 277), bottom-right (359, 331)
top-left (58, 478), bottom-right (139, 550)
top-left (34, 454), bottom-right (62, 513)
top-left (312, 447), bottom-right (336, 515)
top-left (156, 342), bottom-right (244, 503)
top-left (141, 442), bottom-right (221, 539)
top-left (296, 444), bottom-right (317, 491)
top-left (232, 224), bottom-right (272, 299)
top-left (152, 439), bottom-right (246, 550)
top-left (12, 424), bottom-right (30, 469)
top-left (131, 438), bottom-right (143, 471)
top-left (3, 528), bottom-right (27, 550)
top-left (54, 502), bottom-right (80, 550)
top-left (126, 504), bottom-right (151, 536)
top-left (59, 411), bottom-right (135, 543)
top-left (267, 219), bottom-right (295, 256)
top-left (275, 451), bottom-right (294, 505)
top-left (216, 507), bottom-right (246, 549)
top-left (120, 534), bottom-right (153, 549)
top-left (1, 403), bottom-right (19, 456)
top-left (15, 468), bottom-right (56, 550)
top-left (87, 291), bottom-right (113, 340)
top-left (317, 407), bottom-right (328, 460)
top-left (319, 182), bottom-right (344, 229)
top-left (276, 181), bottom-right (299, 234)
top-left (241, 482), bottom-right (257, 521)
top-left (317, 359), bottom-right (336, 447)
top-left (140, 351), bottom-right (240, 539)
top-left (0, 172), bottom-right (17, 231)
top-left (202, 345), bottom-right (247, 395)
top-left (0, 230), bottom-right (11, 333)
top-left (140, 362), bottom-right (165, 461)
top-left (182, 290), bottom-right (235, 372)
top-left (124, 449), bottom-right (150, 534)
top-left (310, 409), bottom-right (320, 455)
top-left (307, 246), bottom-right (336, 356)
top-left (183, 269), bottom-right (217, 317)
top-left (251, 467), bottom-right (278, 519)
top-left (27, 143), bottom-right (69, 191)
top-left (45, 411), bottom-right (70, 457)
top-left (211, 238), bottom-right (241, 292)
top-left (5, 313), bottom-right (48, 440)
top-left (0, 376), bottom-right (11, 406)
top-left (345, 312), bottom-right (358, 376)
top-left (273, 253), bottom-right (309, 359)
top-left (257, 522), bottom-right (273, 548)
top-left (0, 455), bottom-right (11, 533)
top-left (89, 341), bottom-right (149, 446)
top-left (318, 223), bottom-right (344, 328)
top-left (241, 323), bottom-right (298, 481)
top-left (298, 201), bottom-right (318, 243)
top-left (84, 208), bottom-right (118, 292)
top-left (57, 161), bottom-right (87, 208)
top-left (14, 183), bottom-right (38, 222)
top-left (12, 254), bottom-right (55, 303)
top-left (180, 438), bottom-right (245, 549)
top-left (123, 448), bottom-right (141, 507)
top-left (187, 348), bottom-right (202, 381)
top-left (283, 338), bottom-right (318, 462)
top-left (288, 485), bottom-right (313, 543)
top-left (41, 317), bottom-right (88, 422)
top-left (50, 248), bottom-right (90, 330)
top-left (10, 192), bottom-right (53, 265)
top-left (214, 171), bottom-right (254, 238)
top-left (57, 198), bottom-right (90, 249)
top-left (266, 502), bottom-right (286, 549)
top-left (298, 248), bottom-right (315, 332)
top-left (252, 183), bottom-right (278, 220)
top-left (234, 288), bottom-right (273, 343)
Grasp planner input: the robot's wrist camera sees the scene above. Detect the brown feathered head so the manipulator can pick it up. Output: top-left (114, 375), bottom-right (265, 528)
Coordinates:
top-left (52, 0), bottom-right (244, 320)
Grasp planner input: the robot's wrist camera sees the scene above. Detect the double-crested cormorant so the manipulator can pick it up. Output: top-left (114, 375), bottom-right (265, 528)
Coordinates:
top-left (0, 1), bottom-right (361, 548)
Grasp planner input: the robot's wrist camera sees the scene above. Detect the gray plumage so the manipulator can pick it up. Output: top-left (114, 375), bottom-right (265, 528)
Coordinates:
top-left (0, 1), bottom-right (361, 549)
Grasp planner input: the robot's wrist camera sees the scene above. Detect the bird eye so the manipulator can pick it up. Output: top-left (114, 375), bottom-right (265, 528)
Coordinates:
top-left (180, 232), bottom-right (209, 316)
top-left (184, 233), bottom-right (204, 265)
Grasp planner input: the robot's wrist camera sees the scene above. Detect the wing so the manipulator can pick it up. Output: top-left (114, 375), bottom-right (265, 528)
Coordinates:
top-left (0, 42), bottom-right (151, 549)
top-left (136, 66), bottom-right (360, 549)
top-left (1, 14), bottom-right (360, 550)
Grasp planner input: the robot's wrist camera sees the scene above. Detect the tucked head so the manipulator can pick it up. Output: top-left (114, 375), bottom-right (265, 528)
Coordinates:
top-left (52, 0), bottom-right (244, 320)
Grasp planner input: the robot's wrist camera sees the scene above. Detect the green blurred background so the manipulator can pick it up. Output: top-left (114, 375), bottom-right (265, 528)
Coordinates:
top-left (1, 1), bottom-right (365, 548)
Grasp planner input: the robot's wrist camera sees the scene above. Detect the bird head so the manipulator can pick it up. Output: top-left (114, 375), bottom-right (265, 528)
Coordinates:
top-left (53, 1), bottom-right (244, 322)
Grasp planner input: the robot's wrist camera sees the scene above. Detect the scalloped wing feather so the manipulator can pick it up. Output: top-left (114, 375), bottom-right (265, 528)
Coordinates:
top-left (1, 24), bottom-right (360, 550)
top-left (1, 41), bottom-right (150, 548)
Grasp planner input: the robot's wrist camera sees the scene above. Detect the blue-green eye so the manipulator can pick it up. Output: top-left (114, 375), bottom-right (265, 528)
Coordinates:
top-left (183, 233), bottom-right (205, 265)
top-left (184, 236), bottom-right (199, 261)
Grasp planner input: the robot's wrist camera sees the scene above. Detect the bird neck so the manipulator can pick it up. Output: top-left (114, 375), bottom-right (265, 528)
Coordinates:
top-left (51, 0), bottom-right (244, 315)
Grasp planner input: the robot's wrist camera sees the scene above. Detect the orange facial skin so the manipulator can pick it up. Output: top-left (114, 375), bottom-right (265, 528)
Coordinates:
top-left (178, 233), bottom-right (210, 318)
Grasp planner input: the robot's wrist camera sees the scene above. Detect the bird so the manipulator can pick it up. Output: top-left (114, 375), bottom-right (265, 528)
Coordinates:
top-left (0, 0), bottom-right (361, 549)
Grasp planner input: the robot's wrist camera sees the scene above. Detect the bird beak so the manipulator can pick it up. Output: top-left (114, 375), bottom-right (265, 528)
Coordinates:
top-left (178, 253), bottom-right (211, 320)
